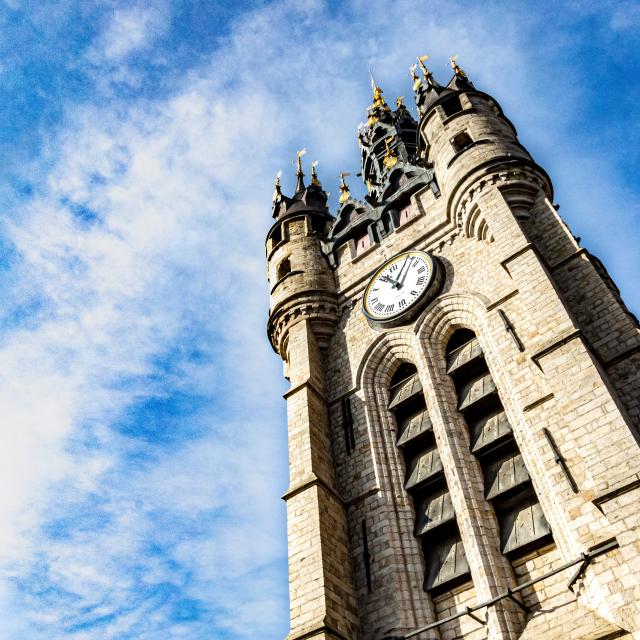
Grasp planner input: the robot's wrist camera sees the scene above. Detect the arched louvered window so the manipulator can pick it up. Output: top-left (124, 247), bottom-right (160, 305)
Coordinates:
top-left (389, 363), bottom-right (470, 592)
top-left (445, 329), bottom-right (552, 557)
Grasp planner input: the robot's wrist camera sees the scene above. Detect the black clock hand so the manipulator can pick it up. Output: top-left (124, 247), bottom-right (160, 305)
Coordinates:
top-left (395, 256), bottom-right (410, 288)
top-left (380, 274), bottom-right (400, 287)
top-left (399, 257), bottom-right (414, 287)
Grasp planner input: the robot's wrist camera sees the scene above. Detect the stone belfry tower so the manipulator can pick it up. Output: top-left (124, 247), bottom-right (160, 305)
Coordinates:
top-left (265, 57), bottom-right (640, 640)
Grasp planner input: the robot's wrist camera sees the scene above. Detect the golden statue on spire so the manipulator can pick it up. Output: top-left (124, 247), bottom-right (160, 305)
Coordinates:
top-left (450, 55), bottom-right (467, 79)
top-left (338, 172), bottom-right (351, 204)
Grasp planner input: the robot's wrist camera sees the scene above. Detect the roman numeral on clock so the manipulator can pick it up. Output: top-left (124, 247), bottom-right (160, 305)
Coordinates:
top-left (417, 276), bottom-right (425, 286)
top-left (385, 304), bottom-right (394, 313)
top-left (418, 266), bottom-right (426, 274)
top-left (399, 300), bottom-right (406, 308)
top-left (374, 303), bottom-right (384, 312)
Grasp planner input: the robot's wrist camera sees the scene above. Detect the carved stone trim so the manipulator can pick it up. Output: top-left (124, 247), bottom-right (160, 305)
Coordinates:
top-left (452, 161), bottom-right (552, 230)
top-left (486, 289), bottom-right (519, 311)
top-left (282, 474), bottom-right (344, 505)
top-left (531, 330), bottom-right (582, 368)
top-left (523, 394), bottom-right (555, 412)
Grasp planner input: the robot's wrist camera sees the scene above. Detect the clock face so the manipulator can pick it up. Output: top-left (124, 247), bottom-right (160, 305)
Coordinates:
top-left (363, 251), bottom-right (441, 326)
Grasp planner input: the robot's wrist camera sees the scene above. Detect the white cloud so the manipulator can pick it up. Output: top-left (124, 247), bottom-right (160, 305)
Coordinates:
top-left (89, 3), bottom-right (169, 63)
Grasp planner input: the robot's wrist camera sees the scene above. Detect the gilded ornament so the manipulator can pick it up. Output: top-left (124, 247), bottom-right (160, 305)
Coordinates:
top-left (338, 172), bottom-right (351, 204)
top-left (383, 137), bottom-right (399, 169)
top-left (450, 54), bottom-right (467, 78)
top-left (311, 161), bottom-right (320, 187)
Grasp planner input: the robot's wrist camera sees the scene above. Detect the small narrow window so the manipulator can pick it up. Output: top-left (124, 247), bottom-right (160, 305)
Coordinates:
top-left (451, 131), bottom-right (473, 154)
top-left (441, 94), bottom-right (463, 118)
top-left (277, 257), bottom-right (291, 280)
top-left (397, 203), bottom-right (415, 227)
top-left (355, 233), bottom-right (371, 255)
top-left (271, 224), bottom-right (282, 245)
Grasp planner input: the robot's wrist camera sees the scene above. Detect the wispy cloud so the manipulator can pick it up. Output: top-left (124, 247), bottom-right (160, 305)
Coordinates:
top-left (0, 1), bottom-right (637, 638)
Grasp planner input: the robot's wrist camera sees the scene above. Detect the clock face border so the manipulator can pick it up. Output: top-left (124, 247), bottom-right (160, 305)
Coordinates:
top-left (362, 250), bottom-right (444, 328)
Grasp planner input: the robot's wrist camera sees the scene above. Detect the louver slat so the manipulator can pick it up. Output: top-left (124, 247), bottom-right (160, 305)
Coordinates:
top-left (405, 447), bottom-right (443, 490)
top-left (500, 496), bottom-right (552, 554)
top-left (415, 488), bottom-right (455, 536)
top-left (457, 372), bottom-right (497, 410)
top-left (388, 373), bottom-right (423, 409)
top-left (446, 337), bottom-right (483, 374)
top-left (485, 450), bottom-right (530, 499)
top-left (397, 409), bottom-right (433, 447)
top-left (424, 533), bottom-right (469, 590)
top-left (470, 410), bottom-right (512, 453)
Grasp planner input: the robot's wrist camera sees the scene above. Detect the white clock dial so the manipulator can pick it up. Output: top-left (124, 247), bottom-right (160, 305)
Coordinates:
top-left (363, 251), bottom-right (439, 324)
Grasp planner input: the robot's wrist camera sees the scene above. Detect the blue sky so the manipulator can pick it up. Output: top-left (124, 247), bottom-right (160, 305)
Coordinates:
top-left (0, 1), bottom-right (638, 638)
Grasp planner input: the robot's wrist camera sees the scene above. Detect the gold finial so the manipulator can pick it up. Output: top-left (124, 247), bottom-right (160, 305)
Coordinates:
top-left (367, 68), bottom-right (389, 125)
top-left (418, 54), bottom-right (429, 77)
top-left (383, 137), bottom-right (399, 170)
top-left (417, 54), bottom-right (435, 86)
top-left (409, 63), bottom-right (421, 91)
top-left (450, 54), bottom-right (467, 78)
top-left (296, 148), bottom-right (306, 176)
top-left (311, 161), bottom-right (320, 187)
top-left (338, 172), bottom-right (351, 204)
top-left (372, 85), bottom-right (387, 109)
top-left (273, 170), bottom-right (282, 203)
top-left (396, 96), bottom-right (405, 109)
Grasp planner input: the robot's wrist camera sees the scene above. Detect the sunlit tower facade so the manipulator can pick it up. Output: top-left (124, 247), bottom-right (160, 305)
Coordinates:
top-left (265, 56), bottom-right (640, 640)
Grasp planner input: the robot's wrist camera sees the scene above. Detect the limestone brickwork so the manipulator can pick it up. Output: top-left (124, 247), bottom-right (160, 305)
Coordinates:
top-left (266, 62), bottom-right (640, 640)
